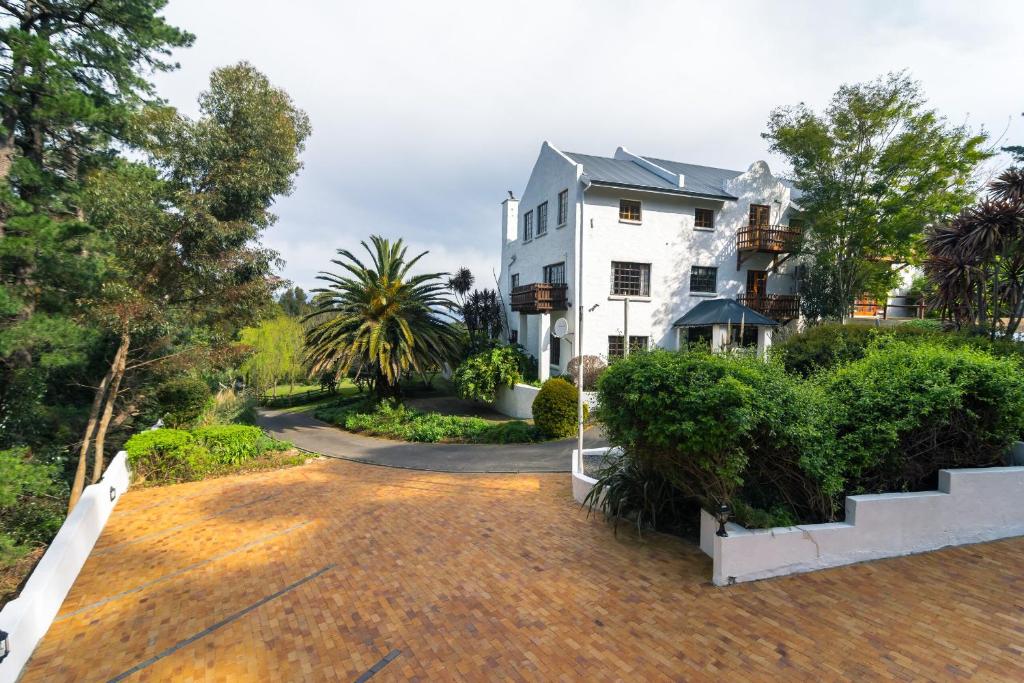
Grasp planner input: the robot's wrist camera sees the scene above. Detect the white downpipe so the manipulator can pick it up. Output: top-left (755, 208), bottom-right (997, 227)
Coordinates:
top-left (576, 178), bottom-right (591, 475)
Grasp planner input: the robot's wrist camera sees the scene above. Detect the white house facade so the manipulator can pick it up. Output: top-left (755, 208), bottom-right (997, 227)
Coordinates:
top-left (498, 142), bottom-right (804, 381)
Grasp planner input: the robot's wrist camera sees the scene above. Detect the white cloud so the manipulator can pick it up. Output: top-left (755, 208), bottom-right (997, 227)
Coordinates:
top-left (153, 0), bottom-right (1024, 291)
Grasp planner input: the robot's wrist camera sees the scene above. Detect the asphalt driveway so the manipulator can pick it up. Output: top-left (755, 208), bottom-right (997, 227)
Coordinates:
top-left (255, 408), bottom-right (608, 473)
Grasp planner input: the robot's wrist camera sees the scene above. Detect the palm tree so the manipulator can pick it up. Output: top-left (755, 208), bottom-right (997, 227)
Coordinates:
top-left (447, 267), bottom-right (474, 307)
top-left (304, 236), bottom-right (462, 399)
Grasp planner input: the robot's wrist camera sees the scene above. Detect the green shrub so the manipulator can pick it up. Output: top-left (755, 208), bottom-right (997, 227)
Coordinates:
top-left (0, 448), bottom-right (65, 566)
top-left (584, 451), bottom-right (696, 536)
top-left (192, 424), bottom-right (289, 465)
top-left (333, 401), bottom-right (542, 443)
top-left (124, 429), bottom-right (213, 483)
top-left (156, 377), bottom-right (213, 428)
top-left (596, 350), bottom-right (834, 522)
top-left (532, 377), bottom-right (587, 439)
top-left (823, 340), bottom-right (1024, 495)
top-left (477, 420), bottom-right (542, 444)
top-left (452, 345), bottom-right (526, 403)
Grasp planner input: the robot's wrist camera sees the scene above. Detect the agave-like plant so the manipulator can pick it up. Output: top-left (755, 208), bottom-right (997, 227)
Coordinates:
top-left (304, 236), bottom-right (462, 399)
top-left (923, 168), bottom-right (1024, 339)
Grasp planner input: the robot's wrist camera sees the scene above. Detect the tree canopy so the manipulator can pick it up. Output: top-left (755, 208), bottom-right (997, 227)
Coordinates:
top-left (763, 72), bottom-right (991, 320)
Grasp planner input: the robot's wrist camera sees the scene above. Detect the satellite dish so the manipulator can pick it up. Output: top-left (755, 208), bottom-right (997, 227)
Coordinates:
top-left (552, 317), bottom-right (569, 338)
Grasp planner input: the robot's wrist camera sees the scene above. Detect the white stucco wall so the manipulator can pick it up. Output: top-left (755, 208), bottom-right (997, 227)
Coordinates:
top-left (0, 451), bottom-right (131, 682)
top-left (699, 466), bottom-right (1024, 586)
top-left (499, 144), bottom-right (801, 364)
top-left (493, 383), bottom-right (540, 420)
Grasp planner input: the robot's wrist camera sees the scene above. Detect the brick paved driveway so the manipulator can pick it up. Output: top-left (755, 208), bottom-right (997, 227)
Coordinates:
top-left (22, 458), bottom-right (1024, 681)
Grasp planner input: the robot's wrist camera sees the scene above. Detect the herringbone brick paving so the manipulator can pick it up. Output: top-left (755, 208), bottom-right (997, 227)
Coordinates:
top-left (20, 458), bottom-right (1024, 681)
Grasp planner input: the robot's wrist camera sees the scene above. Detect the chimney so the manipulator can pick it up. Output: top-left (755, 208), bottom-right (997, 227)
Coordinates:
top-left (502, 191), bottom-right (519, 243)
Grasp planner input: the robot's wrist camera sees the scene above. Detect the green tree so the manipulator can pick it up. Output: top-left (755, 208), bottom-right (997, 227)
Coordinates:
top-left (68, 62), bottom-right (310, 509)
top-left (304, 236), bottom-right (462, 400)
top-left (278, 286), bottom-right (310, 317)
top-left (239, 316), bottom-right (306, 395)
top-left (763, 72), bottom-right (991, 320)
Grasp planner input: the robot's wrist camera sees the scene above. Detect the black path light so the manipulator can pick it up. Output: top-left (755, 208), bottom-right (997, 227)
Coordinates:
top-left (715, 503), bottom-right (732, 537)
top-left (0, 628), bottom-right (10, 663)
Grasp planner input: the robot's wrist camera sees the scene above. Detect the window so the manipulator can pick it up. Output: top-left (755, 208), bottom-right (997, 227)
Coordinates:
top-left (619, 199), bottom-right (642, 222)
top-left (537, 202), bottom-right (548, 235)
top-left (509, 329), bottom-right (518, 344)
top-left (523, 211), bottom-right (534, 240)
top-left (550, 334), bottom-right (561, 365)
top-left (694, 208), bottom-right (715, 229)
top-left (686, 326), bottom-right (713, 347)
top-left (608, 335), bottom-right (649, 359)
top-left (789, 218), bottom-right (804, 230)
top-left (543, 262), bottom-right (565, 285)
top-left (510, 273), bottom-right (520, 290)
top-left (689, 266), bottom-right (717, 293)
top-left (557, 189), bottom-right (568, 225)
top-left (749, 204), bottom-right (771, 227)
top-left (729, 325), bottom-right (759, 349)
top-left (610, 262), bottom-right (651, 297)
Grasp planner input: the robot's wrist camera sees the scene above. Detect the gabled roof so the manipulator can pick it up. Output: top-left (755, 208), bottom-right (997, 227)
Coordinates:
top-left (672, 298), bottom-right (779, 327)
top-left (563, 152), bottom-right (738, 200)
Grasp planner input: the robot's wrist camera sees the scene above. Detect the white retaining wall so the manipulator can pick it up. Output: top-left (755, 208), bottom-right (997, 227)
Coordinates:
top-left (0, 451), bottom-right (130, 682)
top-left (494, 383), bottom-right (540, 420)
top-left (700, 465), bottom-right (1024, 586)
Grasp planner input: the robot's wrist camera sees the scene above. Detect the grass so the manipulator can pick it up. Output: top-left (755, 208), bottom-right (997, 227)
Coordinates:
top-left (266, 383), bottom-right (323, 396)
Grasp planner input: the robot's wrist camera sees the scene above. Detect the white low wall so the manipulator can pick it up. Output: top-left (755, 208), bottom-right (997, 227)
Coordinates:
top-left (700, 466), bottom-right (1024, 586)
top-left (493, 383), bottom-right (540, 420)
top-left (0, 451), bottom-right (130, 682)
top-left (571, 447), bottom-right (622, 505)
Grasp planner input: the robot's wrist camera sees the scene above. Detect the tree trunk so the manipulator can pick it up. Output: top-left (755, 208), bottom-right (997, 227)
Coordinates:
top-left (68, 340), bottom-right (127, 512)
top-left (92, 332), bottom-right (130, 483)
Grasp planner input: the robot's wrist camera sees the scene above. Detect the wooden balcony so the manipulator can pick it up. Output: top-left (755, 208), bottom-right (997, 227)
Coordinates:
top-left (737, 224), bottom-right (801, 254)
top-left (510, 282), bottom-right (568, 314)
top-left (853, 295), bottom-right (926, 320)
top-left (737, 293), bottom-right (801, 323)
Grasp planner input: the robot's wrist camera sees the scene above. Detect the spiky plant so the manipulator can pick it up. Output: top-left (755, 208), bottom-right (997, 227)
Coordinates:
top-left (447, 267), bottom-right (474, 307)
top-left (304, 236), bottom-right (462, 399)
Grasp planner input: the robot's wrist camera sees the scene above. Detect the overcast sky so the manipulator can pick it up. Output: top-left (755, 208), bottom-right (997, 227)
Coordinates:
top-left (152, 0), bottom-right (1023, 293)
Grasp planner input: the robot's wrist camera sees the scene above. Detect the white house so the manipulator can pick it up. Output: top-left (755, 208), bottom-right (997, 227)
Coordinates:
top-left (499, 142), bottom-right (804, 381)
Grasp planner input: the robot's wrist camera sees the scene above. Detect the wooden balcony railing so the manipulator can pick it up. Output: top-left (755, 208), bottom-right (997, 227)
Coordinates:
top-left (852, 295), bottom-right (926, 320)
top-left (737, 293), bottom-right (801, 322)
top-left (510, 282), bottom-right (568, 314)
top-left (737, 224), bottom-right (801, 254)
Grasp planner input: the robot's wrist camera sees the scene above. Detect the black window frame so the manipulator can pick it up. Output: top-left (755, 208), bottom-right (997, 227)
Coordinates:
top-left (523, 210), bottom-right (534, 241)
top-left (689, 266), bottom-right (717, 294)
top-left (543, 262), bottom-right (565, 285)
top-left (557, 189), bottom-right (568, 226)
top-left (619, 199), bottom-right (642, 222)
top-left (537, 201), bottom-right (548, 235)
top-left (550, 334), bottom-right (561, 365)
top-left (510, 273), bottom-right (519, 290)
top-left (694, 208), bottom-right (715, 229)
top-left (610, 261), bottom-right (651, 297)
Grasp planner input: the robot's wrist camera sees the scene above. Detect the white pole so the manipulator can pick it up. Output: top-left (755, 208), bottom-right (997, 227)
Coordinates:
top-left (576, 179), bottom-right (590, 474)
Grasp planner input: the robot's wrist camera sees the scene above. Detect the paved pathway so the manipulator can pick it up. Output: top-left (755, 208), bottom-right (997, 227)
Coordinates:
top-left (256, 408), bottom-right (607, 473)
top-left (21, 459), bottom-right (1024, 681)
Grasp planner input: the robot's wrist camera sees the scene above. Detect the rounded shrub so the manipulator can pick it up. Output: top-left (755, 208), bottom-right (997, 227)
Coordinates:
top-left (566, 355), bottom-right (607, 391)
top-left (124, 429), bottom-right (213, 483)
top-left (452, 345), bottom-right (525, 403)
top-left (192, 424), bottom-right (289, 466)
top-left (823, 340), bottom-right (1024, 494)
top-left (156, 377), bottom-right (212, 428)
top-left (532, 377), bottom-right (587, 439)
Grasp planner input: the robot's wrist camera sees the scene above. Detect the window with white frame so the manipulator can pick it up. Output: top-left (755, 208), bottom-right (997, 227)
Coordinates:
top-left (619, 199), bottom-right (642, 222)
top-left (610, 261), bottom-right (650, 296)
top-left (694, 208), bottom-right (715, 229)
top-left (537, 202), bottom-right (548, 235)
top-left (523, 210), bottom-right (533, 240)
top-left (689, 266), bottom-right (717, 293)
top-left (557, 189), bottom-right (568, 226)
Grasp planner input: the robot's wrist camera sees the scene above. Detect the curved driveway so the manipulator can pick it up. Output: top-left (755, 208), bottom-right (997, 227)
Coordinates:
top-left (256, 408), bottom-right (607, 473)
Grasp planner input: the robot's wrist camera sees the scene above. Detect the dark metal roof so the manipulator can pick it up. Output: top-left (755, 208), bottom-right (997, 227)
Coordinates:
top-left (672, 298), bottom-right (779, 327)
top-left (641, 157), bottom-right (743, 200)
top-left (564, 152), bottom-right (738, 200)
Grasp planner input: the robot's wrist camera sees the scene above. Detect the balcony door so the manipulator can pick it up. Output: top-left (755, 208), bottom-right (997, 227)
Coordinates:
top-left (749, 204), bottom-right (771, 227)
top-left (746, 269), bottom-right (767, 296)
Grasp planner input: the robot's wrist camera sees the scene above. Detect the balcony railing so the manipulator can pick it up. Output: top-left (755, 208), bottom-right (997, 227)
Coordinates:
top-left (510, 282), bottom-right (568, 314)
top-left (853, 295), bottom-right (926, 320)
top-left (737, 293), bottom-right (801, 322)
top-left (737, 224), bottom-right (801, 253)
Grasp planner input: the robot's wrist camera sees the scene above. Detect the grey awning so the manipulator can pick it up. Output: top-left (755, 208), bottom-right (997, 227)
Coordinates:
top-left (672, 298), bottom-right (779, 327)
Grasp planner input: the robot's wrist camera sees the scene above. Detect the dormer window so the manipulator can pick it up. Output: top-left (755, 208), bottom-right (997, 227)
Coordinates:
top-left (619, 199), bottom-right (642, 223)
